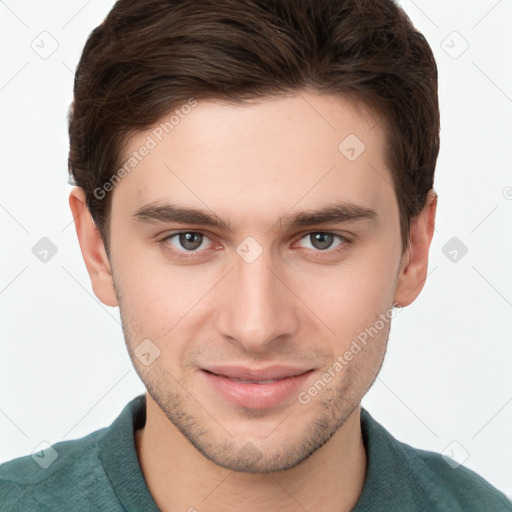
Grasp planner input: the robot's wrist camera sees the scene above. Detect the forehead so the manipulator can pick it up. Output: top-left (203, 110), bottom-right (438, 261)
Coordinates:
top-left (111, 93), bottom-right (394, 226)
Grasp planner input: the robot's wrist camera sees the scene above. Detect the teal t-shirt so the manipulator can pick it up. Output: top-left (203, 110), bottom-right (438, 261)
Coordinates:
top-left (0, 394), bottom-right (510, 511)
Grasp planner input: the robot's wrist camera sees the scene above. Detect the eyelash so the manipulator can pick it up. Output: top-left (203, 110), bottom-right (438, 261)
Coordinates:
top-left (158, 230), bottom-right (352, 260)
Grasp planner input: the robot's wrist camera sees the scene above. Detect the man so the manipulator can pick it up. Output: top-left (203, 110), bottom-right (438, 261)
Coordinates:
top-left (1, 0), bottom-right (510, 510)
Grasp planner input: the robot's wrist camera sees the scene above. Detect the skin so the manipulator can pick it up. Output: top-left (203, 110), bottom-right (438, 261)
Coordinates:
top-left (69, 91), bottom-right (437, 512)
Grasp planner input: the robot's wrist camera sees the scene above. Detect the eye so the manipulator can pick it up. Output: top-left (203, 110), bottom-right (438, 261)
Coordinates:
top-left (296, 232), bottom-right (347, 253)
top-left (159, 230), bottom-right (350, 261)
top-left (163, 231), bottom-right (213, 255)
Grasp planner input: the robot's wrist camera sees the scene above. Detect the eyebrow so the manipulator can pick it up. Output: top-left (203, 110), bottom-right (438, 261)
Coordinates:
top-left (132, 201), bottom-right (377, 231)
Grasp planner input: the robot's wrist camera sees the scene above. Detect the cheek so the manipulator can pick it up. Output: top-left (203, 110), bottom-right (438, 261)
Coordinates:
top-left (305, 245), bottom-right (399, 346)
top-left (112, 242), bottom-right (218, 344)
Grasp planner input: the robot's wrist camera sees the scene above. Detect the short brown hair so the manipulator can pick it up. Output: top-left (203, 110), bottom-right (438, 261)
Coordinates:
top-left (68, 0), bottom-right (440, 255)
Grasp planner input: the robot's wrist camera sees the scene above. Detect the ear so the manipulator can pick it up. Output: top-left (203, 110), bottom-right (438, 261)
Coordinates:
top-left (68, 187), bottom-right (118, 307)
top-left (393, 190), bottom-right (437, 307)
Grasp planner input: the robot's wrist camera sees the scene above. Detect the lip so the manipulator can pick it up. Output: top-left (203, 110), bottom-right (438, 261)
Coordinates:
top-left (201, 365), bottom-right (314, 409)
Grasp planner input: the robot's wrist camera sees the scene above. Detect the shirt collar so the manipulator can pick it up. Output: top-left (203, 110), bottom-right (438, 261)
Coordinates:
top-left (98, 394), bottom-right (434, 511)
top-left (98, 394), bottom-right (159, 512)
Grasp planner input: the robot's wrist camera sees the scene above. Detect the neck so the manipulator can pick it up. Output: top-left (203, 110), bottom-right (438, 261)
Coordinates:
top-left (135, 393), bottom-right (367, 512)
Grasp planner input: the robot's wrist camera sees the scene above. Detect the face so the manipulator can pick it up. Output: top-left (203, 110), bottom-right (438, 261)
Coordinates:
top-left (95, 93), bottom-right (408, 472)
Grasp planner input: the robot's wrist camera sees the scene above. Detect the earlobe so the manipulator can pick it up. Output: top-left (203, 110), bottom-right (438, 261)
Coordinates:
top-left (68, 187), bottom-right (118, 307)
top-left (393, 190), bottom-right (437, 307)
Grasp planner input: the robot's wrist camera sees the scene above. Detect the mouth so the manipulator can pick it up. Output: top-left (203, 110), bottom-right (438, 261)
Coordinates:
top-left (218, 378), bottom-right (282, 384)
top-left (200, 366), bottom-right (314, 409)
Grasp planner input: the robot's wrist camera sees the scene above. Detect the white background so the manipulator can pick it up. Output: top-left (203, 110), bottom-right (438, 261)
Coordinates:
top-left (1, 0), bottom-right (511, 500)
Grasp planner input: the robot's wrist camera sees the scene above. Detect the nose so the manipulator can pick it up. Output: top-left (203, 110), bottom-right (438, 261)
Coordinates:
top-left (216, 245), bottom-right (299, 354)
